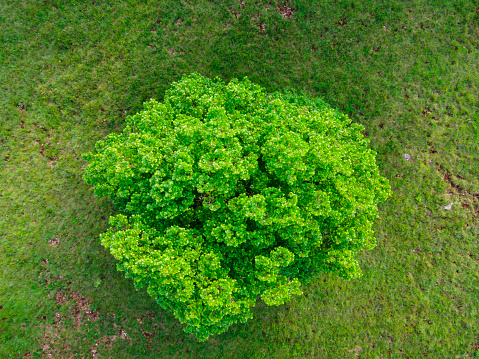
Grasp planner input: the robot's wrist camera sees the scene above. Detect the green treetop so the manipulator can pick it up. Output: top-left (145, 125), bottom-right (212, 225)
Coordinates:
top-left (82, 73), bottom-right (391, 341)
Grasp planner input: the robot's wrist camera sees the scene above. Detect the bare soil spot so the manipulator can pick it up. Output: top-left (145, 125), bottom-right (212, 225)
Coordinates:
top-left (348, 345), bottom-right (363, 357)
top-left (37, 282), bottom-right (129, 358)
top-left (47, 160), bottom-right (56, 169)
top-left (437, 165), bottom-right (463, 195)
top-left (422, 106), bottom-right (432, 117)
top-left (278, 5), bottom-right (295, 19)
top-left (69, 291), bottom-right (100, 322)
top-left (230, 9), bottom-right (240, 20)
top-left (34, 123), bottom-right (48, 132)
top-left (54, 291), bottom-right (67, 305)
top-left (34, 139), bottom-right (46, 157)
top-left (436, 165), bottom-right (479, 216)
top-left (89, 330), bottom-right (129, 356)
top-left (40, 323), bottom-right (74, 359)
top-left (137, 312), bottom-right (157, 349)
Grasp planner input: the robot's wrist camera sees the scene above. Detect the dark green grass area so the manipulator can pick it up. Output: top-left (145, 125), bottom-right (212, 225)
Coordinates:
top-left (1, 0), bottom-right (478, 357)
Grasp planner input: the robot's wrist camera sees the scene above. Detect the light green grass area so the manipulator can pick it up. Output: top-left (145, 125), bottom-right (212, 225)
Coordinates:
top-left (1, 0), bottom-right (478, 357)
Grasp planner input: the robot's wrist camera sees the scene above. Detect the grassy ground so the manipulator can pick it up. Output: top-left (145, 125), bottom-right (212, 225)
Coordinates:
top-left (1, 0), bottom-right (478, 357)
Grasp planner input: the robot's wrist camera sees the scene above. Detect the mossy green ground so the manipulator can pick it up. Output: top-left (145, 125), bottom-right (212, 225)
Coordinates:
top-left (1, 0), bottom-right (478, 357)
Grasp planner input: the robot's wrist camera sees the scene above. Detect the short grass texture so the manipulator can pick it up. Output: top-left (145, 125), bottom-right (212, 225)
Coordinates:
top-left (1, 0), bottom-right (478, 358)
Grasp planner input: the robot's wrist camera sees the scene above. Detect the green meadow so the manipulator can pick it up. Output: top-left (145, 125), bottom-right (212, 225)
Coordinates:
top-left (1, 0), bottom-right (478, 357)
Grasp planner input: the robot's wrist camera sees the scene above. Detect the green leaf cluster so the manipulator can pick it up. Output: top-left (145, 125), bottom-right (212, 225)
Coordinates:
top-left (82, 73), bottom-right (391, 341)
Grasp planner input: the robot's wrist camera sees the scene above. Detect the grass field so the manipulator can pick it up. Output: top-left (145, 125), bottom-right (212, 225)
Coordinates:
top-left (1, 0), bottom-right (478, 357)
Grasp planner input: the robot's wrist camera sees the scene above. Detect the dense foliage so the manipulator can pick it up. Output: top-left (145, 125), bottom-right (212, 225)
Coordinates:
top-left (82, 73), bottom-right (391, 341)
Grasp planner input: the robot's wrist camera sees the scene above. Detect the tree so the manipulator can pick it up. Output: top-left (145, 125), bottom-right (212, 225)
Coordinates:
top-left (82, 73), bottom-right (391, 341)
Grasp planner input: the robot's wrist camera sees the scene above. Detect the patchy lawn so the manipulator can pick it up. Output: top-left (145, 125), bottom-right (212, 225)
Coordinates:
top-left (1, 0), bottom-right (478, 357)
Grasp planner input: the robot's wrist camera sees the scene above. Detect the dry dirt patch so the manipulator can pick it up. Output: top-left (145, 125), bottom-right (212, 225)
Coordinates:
top-left (35, 276), bottom-right (127, 358)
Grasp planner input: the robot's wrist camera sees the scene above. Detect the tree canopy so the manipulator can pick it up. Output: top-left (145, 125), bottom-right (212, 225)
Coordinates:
top-left (82, 73), bottom-right (391, 341)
